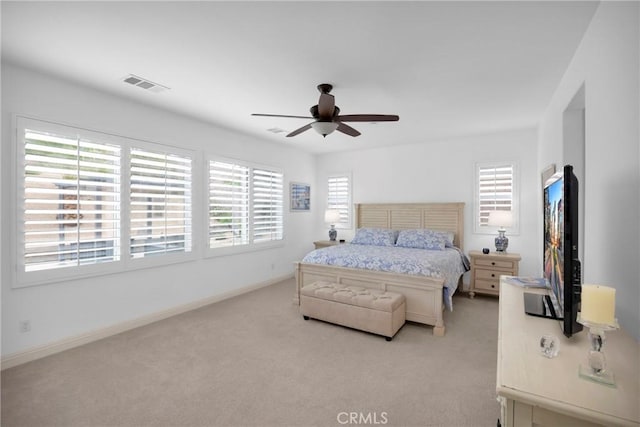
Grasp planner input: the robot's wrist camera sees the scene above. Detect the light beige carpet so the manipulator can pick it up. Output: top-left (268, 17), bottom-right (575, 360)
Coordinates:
top-left (1, 277), bottom-right (501, 427)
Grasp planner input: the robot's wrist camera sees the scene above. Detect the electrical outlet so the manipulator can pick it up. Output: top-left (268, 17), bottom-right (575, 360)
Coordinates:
top-left (19, 320), bottom-right (31, 333)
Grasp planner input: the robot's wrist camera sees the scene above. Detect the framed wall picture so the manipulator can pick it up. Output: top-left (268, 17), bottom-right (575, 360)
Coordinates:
top-left (290, 182), bottom-right (310, 212)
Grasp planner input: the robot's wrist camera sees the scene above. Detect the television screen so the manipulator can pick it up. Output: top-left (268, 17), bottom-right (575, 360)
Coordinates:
top-left (544, 174), bottom-right (565, 317)
top-left (546, 165), bottom-right (582, 337)
top-left (525, 164), bottom-right (582, 337)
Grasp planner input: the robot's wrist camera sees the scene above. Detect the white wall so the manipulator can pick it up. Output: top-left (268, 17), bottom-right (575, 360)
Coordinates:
top-left (539, 2), bottom-right (639, 340)
top-left (1, 63), bottom-right (317, 356)
top-left (315, 128), bottom-right (540, 285)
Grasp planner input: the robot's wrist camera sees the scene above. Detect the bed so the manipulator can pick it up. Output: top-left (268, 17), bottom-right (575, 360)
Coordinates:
top-left (294, 202), bottom-right (466, 336)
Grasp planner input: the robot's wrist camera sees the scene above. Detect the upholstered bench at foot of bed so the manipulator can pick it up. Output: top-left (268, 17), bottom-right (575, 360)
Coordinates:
top-left (299, 281), bottom-right (406, 341)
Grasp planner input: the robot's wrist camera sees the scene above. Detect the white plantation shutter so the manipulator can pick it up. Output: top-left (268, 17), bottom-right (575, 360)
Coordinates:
top-left (22, 128), bottom-right (121, 272)
top-left (252, 168), bottom-right (283, 243)
top-left (208, 161), bottom-right (250, 248)
top-left (130, 148), bottom-right (192, 258)
top-left (327, 174), bottom-right (351, 228)
top-left (476, 163), bottom-right (515, 230)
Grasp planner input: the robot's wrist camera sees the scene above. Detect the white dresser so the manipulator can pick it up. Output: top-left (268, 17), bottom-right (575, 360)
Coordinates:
top-left (497, 277), bottom-right (639, 427)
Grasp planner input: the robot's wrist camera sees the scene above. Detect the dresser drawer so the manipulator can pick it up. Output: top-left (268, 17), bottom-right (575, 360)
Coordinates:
top-left (474, 258), bottom-right (515, 270)
top-left (475, 279), bottom-right (500, 292)
top-left (475, 269), bottom-right (505, 281)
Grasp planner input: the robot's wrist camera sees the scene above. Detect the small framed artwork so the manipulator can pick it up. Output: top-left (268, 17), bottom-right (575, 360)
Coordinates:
top-left (541, 164), bottom-right (556, 187)
top-left (290, 182), bottom-right (310, 212)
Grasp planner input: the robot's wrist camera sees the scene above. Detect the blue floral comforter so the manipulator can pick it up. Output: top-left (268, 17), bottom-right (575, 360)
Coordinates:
top-left (302, 244), bottom-right (470, 310)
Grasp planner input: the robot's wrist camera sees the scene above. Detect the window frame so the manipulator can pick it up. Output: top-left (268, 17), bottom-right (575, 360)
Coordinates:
top-left (205, 155), bottom-right (284, 258)
top-left (207, 158), bottom-right (251, 251)
top-left (473, 161), bottom-right (519, 235)
top-left (14, 115), bottom-right (196, 288)
top-left (327, 172), bottom-right (352, 230)
top-left (129, 143), bottom-right (194, 261)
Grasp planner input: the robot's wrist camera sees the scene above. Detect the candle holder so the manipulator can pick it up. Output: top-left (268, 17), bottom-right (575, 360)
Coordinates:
top-left (577, 313), bottom-right (619, 387)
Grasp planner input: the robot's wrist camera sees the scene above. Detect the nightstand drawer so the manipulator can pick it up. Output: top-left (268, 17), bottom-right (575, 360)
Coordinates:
top-left (475, 269), bottom-right (505, 281)
top-left (475, 279), bottom-right (500, 292)
top-left (474, 258), bottom-right (515, 270)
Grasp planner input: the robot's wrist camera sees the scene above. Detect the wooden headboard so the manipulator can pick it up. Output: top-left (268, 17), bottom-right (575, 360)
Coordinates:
top-left (354, 203), bottom-right (465, 250)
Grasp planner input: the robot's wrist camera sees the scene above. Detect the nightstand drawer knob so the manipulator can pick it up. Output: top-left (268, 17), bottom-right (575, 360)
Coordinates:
top-left (491, 262), bottom-right (496, 266)
top-left (491, 273), bottom-right (496, 277)
top-left (491, 284), bottom-right (495, 288)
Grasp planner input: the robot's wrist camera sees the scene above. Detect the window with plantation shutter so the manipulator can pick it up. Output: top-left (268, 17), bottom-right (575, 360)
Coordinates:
top-left (17, 117), bottom-right (196, 287)
top-left (208, 160), bottom-right (249, 248)
top-left (327, 174), bottom-right (351, 229)
top-left (207, 158), bottom-right (283, 255)
top-left (252, 168), bottom-right (284, 243)
top-left (130, 148), bottom-right (192, 258)
top-left (22, 126), bottom-right (121, 274)
top-left (475, 163), bottom-right (518, 233)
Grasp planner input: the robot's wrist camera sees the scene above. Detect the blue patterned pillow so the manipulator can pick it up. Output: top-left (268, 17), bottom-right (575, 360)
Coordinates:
top-left (395, 229), bottom-right (447, 250)
top-left (437, 230), bottom-right (455, 248)
top-left (351, 228), bottom-right (397, 246)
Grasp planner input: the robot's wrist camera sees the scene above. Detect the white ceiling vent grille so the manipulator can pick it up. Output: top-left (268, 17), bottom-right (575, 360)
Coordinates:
top-left (267, 127), bottom-right (286, 134)
top-left (122, 74), bottom-right (169, 93)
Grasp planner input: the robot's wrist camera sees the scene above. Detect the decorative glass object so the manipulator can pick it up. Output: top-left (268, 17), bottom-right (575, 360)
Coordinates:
top-left (577, 313), bottom-right (619, 387)
top-left (539, 334), bottom-right (559, 358)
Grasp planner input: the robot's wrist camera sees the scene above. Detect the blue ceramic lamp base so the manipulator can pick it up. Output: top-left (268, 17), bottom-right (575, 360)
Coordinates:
top-left (495, 230), bottom-right (509, 252)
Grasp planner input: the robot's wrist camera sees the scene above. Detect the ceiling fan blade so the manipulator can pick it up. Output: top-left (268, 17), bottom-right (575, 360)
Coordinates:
top-left (336, 114), bottom-right (399, 122)
top-left (318, 93), bottom-right (335, 119)
top-left (252, 113), bottom-right (313, 119)
top-left (286, 123), bottom-right (313, 137)
top-left (336, 122), bottom-right (361, 137)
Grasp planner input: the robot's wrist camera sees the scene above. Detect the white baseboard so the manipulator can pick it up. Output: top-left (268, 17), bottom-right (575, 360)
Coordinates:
top-left (1, 274), bottom-right (293, 370)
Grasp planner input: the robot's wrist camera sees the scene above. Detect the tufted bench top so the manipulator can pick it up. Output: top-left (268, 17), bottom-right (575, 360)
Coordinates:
top-left (300, 281), bottom-right (405, 313)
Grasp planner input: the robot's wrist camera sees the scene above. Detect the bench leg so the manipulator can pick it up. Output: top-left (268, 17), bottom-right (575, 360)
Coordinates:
top-left (385, 336), bottom-right (392, 342)
top-left (303, 315), bottom-right (310, 320)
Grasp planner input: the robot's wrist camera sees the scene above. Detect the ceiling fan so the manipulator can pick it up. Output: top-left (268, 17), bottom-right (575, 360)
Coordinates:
top-left (252, 84), bottom-right (399, 138)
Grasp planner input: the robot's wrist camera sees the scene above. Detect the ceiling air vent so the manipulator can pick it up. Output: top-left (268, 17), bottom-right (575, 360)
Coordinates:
top-left (267, 127), bottom-right (286, 134)
top-left (122, 74), bottom-right (169, 93)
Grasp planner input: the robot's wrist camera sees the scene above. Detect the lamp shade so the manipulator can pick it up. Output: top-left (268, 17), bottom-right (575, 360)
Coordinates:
top-left (487, 210), bottom-right (513, 228)
top-left (324, 209), bottom-right (341, 224)
top-left (311, 121), bottom-right (339, 137)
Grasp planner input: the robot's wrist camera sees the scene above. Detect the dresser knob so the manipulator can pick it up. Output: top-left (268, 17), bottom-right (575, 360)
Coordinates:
top-left (491, 273), bottom-right (495, 277)
top-left (491, 284), bottom-right (495, 288)
top-left (491, 262), bottom-right (496, 266)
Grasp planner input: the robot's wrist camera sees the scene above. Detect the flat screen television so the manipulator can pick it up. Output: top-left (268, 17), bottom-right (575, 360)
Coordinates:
top-left (524, 164), bottom-right (583, 338)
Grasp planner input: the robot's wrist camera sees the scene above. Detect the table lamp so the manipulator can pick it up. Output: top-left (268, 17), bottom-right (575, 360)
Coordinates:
top-left (324, 209), bottom-right (341, 241)
top-left (487, 210), bottom-right (512, 252)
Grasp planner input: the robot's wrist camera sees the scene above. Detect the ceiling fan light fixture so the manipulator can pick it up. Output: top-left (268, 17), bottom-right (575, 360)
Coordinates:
top-left (311, 121), bottom-right (339, 137)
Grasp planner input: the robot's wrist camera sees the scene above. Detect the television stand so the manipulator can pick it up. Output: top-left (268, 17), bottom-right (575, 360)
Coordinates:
top-left (497, 278), bottom-right (639, 427)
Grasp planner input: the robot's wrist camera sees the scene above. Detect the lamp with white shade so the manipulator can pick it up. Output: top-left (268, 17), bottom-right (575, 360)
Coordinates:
top-left (324, 209), bottom-right (341, 241)
top-left (487, 210), bottom-right (513, 252)
top-left (311, 121), bottom-right (339, 137)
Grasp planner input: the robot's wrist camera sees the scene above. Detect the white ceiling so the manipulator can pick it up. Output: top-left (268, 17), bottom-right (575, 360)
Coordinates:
top-left (1, 1), bottom-right (598, 154)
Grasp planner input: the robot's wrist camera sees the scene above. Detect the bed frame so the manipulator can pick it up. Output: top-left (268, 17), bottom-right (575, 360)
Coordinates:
top-left (295, 202), bottom-right (465, 336)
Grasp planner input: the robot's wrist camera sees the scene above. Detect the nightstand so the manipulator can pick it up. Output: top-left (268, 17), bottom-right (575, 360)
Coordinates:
top-left (313, 240), bottom-right (340, 249)
top-left (469, 250), bottom-right (521, 298)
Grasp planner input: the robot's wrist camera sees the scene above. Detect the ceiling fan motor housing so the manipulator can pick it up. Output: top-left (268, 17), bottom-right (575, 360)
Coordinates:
top-left (310, 105), bottom-right (340, 119)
